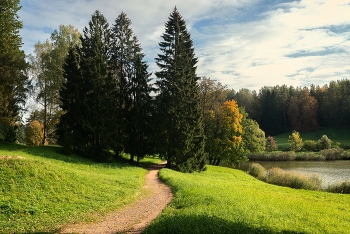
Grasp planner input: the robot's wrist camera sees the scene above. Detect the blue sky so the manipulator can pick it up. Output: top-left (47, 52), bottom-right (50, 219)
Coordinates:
top-left (19, 0), bottom-right (350, 91)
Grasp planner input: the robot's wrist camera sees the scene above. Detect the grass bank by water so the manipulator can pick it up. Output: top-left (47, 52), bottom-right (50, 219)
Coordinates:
top-left (145, 165), bottom-right (350, 234)
top-left (0, 143), bottom-right (159, 233)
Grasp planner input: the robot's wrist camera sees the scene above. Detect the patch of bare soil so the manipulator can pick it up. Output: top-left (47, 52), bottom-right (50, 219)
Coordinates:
top-left (59, 162), bottom-right (173, 234)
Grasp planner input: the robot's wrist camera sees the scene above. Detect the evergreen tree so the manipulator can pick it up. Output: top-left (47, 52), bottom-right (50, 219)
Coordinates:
top-left (0, 0), bottom-right (28, 140)
top-left (155, 7), bottom-right (206, 172)
top-left (79, 10), bottom-right (115, 159)
top-left (110, 12), bottom-right (154, 161)
top-left (58, 46), bottom-right (87, 154)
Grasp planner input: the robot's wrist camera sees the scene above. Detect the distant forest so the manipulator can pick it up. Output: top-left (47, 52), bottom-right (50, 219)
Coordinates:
top-left (227, 80), bottom-right (350, 136)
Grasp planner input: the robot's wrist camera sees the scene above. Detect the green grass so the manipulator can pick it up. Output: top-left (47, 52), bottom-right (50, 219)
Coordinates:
top-left (274, 127), bottom-right (350, 147)
top-left (144, 166), bottom-right (350, 234)
top-left (0, 143), bottom-right (159, 233)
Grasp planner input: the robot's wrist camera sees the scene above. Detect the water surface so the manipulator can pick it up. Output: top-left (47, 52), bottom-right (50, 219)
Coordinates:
top-left (237, 160), bottom-right (350, 187)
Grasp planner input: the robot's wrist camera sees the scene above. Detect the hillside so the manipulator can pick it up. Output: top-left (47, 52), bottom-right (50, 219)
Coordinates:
top-left (0, 143), bottom-right (148, 233)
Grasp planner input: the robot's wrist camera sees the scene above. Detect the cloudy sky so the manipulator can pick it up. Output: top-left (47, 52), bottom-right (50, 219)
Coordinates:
top-left (19, 0), bottom-right (350, 91)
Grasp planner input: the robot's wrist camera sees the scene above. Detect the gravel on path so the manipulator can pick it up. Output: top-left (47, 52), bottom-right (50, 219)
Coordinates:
top-left (59, 162), bottom-right (173, 234)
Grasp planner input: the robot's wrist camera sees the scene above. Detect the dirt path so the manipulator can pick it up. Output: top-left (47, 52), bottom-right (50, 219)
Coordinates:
top-left (60, 162), bottom-right (173, 234)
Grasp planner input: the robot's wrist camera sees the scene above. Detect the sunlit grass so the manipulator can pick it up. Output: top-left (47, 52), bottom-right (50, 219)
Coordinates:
top-left (0, 143), bottom-right (151, 233)
top-left (274, 127), bottom-right (350, 147)
top-left (145, 166), bottom-right (350, 234)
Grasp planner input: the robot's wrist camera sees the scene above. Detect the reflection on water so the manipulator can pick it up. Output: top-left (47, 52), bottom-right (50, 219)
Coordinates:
top-left (237, 160), bottom-right (350, 187)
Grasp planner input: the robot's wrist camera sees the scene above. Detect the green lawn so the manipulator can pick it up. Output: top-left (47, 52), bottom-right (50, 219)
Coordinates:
top-left (274, 127), bottom-right (350, 147)
top-left (0, 143), bottom-right (160, 233)
top-left (145, 166), bottom-right (350, 234)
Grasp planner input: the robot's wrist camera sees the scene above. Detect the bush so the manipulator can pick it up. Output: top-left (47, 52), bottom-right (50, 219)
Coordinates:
top-left (265, 167), bottom-right (321, 190)
top-left (340, 144), bottom-right (350, 150)
top-left (248, 163), bottom-right (266, 179)
top-left (341, 151), bottom-right (350, 160)
top-left (266, 136), bottom-right (278, 152)
top-left (247, 151), bottom-right (296, 161)
top-left (0, 122), bottom-right (16, 142)
top-left (320, 148), bottom-right (344, 160)
top-left (25, 120), bottom-right (43, 146)
top-left (295, 152), bottom-right (325, 161)
top-left (318, 135), bottom-right (332, 150)
top-left (303, 140), bottom-right (318, 152)
top-left (327, 180), bottom-right (350, 194)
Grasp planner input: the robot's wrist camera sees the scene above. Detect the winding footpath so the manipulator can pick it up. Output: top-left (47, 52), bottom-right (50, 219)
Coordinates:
top-left (60, 162), bottom-right (173, 234)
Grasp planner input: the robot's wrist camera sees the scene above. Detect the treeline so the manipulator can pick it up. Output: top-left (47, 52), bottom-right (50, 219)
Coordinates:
top-left (228, 80), bottom-right (350, 136)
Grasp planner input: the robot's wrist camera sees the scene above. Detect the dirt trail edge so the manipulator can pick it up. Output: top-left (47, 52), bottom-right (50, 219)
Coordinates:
top-left (60, 162), bottom-right (173, 234)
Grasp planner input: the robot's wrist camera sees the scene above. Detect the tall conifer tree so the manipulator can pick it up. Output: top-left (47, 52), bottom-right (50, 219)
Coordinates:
top-left (0, 0), bottom-right (28, 141)
top-left (155, 7), bottom-right (206, 172)
top-left (110, 13), bottom-right (153, 161)
top-left (58, 46), bottom-right (87, 153)
top-left (80, 10), bottom-right (115, 158)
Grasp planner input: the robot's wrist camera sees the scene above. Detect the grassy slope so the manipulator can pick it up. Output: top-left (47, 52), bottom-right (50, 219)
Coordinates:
top-left (0, 143), bottom-right (153, 233)
top-left (274, 127), bottom-right (350, 147)
top-left (145, 166), bottom-right (350, 234)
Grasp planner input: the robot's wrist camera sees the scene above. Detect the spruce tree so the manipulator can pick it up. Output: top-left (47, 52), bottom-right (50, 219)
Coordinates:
top-left (155, 7), bottom-right (206, 172)
top-left (110, 12), bottom-right (153, 161)
top-left (0, 0), bottom-right (28, 140)
top-left (58, 46), bottom-right (87, 154)
top-left (79, 10), bottom-right (115, 159)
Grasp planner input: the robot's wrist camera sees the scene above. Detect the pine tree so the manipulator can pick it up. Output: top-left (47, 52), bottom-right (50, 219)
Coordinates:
top-left (155, 7), bottom-right (206, 172)
top-left (0, 0), bottom-right (28, 140)
top-left (110, 12), bottom-right (154, 161)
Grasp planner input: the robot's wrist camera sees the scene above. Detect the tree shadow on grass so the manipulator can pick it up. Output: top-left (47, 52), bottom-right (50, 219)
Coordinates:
top-left (1, 142), bottom-right (163, 170)
top-left (0, 142), bottom-right (132, 169)
top-left (143, 214), bottom-right (305, 234)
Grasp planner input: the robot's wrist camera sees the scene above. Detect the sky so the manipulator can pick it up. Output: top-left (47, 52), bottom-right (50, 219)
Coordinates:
top-left (18, 0), bottom-right (350, 91)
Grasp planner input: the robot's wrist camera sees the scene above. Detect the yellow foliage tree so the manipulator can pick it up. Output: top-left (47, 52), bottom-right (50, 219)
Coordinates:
top-left (25, 120), bottom-right (44, 146)
top-left (206, 100), bottom-right (247, 166)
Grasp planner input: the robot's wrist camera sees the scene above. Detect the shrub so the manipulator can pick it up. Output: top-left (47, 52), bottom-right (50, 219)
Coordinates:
top-left (340, 144), bottom-right (350, 150)
top-left (288, 131), bottom-right (303, 152)
top-left (266, 136), bottom-right (278, 152)
top-left (327, 180), bottom-right (350, 194)
top-left (296, 152), bottom-right (325, 161)
top-left (303, 140), bottom-right (318, 152)
top-left (341, 151), bottom-right (350, 160)
top-left (317, 135), bottom-right (332, 150)
top-left (25, 120), bottom-right (43, 146)
top-left (247, 151), bottom-right (296, 161)
top-left (265, 167), bottom-right (321, 190)
top-left (248, 163), bottom-right (266, 179)
top-left (320, 148), bottom-right (344, 160)
top-left (0, 122), bottom-right (16, 142)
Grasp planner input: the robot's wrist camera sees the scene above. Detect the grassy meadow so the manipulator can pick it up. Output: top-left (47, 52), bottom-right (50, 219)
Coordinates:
top-left (2, 141), bottom-right (350, 233)
top-left (144, 166), bottom-right (350, 234)
top-left (0, 143), bottom-right (161, 233)
top-left (274, 127), bottom-right (350, 147)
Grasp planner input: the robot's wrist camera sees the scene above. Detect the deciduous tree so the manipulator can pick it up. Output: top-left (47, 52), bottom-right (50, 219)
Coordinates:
top-left (288, 130), bottom-right (303, 151)
top-left (29, 25), bottom-right (80, 144)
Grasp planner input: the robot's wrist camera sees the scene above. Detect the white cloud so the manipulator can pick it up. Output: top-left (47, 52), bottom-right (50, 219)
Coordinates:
top-left (19, 0), bottom-right (350, 91)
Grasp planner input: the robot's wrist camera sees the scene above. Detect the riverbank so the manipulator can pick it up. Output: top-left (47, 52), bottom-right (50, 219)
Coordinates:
top-left (145, 166), bottom-right (350, 234)
top-left (238, 160), bottom-right (350, 188)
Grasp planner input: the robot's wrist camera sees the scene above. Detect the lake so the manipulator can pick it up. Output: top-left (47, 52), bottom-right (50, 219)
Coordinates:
top-left (237, 160), bottom-right (350, 187)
